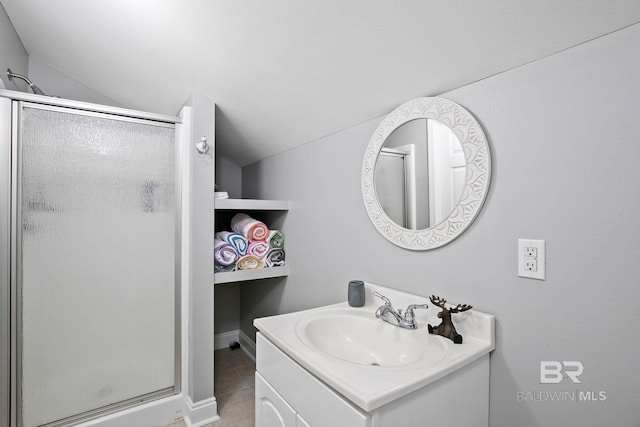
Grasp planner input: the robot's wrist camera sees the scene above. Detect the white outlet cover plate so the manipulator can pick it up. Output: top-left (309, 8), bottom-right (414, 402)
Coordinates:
top-left (518, 239), bottom-right (546, 280)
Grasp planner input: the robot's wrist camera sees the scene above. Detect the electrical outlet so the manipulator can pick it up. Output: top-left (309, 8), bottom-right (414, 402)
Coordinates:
top-left (518, 239), bottom-right (545, 280)
top-left (524, 256), bottom-right (537, 271)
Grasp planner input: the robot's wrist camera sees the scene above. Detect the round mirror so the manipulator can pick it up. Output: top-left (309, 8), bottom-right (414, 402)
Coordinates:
top-left (362, 97), bottom-right (491, 250)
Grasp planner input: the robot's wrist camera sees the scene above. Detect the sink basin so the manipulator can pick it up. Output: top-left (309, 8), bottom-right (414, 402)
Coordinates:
top-left (297, 309), bottom-right (446, 367)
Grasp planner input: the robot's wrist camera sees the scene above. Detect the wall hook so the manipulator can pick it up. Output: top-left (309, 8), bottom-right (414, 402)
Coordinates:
top-left (196, 136), bottom-right (209, 154)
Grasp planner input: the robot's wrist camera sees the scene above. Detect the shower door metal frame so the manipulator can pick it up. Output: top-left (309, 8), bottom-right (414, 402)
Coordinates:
top-left (1, 91), bottom-right (183, 427)
top-left (1, 96), bottom-right (12, 427)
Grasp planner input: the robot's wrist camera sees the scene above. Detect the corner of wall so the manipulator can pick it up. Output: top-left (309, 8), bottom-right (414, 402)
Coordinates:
top-left (0, 3), bottom-right (28, 92)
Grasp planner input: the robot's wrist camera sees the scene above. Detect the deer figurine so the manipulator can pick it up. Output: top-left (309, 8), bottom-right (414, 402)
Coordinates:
top-left (427, 295), bottom-right (472, 344)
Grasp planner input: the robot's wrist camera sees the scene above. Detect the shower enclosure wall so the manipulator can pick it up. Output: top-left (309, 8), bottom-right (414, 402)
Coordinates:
top-left (0, 90), bottom-right (191, 427)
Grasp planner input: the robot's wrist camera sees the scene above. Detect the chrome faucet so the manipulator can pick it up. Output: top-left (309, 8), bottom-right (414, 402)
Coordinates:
top-left (373, 291), bottom-right (428, 329)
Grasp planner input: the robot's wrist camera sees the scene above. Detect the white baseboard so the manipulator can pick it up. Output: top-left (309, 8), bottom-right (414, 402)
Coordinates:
top-left (214, 329), bottom-right (256, 361)
top-left (183, 396), bottom-right (219, 427)
top-left (76, 393), bottom-right (216, 427)
top-left (214, 330), bottom-right (240, 350)
top-left (238, 330), bottom-right (256, 361)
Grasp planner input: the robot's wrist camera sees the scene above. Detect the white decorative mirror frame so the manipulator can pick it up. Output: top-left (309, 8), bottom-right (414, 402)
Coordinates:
top-left (362, 97), bottom-right (491, 250)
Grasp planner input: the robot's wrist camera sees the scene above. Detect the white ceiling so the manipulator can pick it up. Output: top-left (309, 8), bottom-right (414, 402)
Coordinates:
top-left (3, 1), bottom-right (640, 166)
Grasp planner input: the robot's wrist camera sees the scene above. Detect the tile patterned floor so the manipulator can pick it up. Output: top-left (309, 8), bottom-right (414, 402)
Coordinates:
top-left (210, 347), bottom-right (256, 427)
top-left (164, 346), bottom-right (255, 427)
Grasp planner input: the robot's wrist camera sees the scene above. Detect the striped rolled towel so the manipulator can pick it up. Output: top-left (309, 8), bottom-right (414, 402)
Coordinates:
top-left (236, 254), bottom-right (265, 270)
top-left (214, 263), bottom-right (235, 273)
top-left (231, 213), bottom-right (269, 242)
top-left (264, 249), bottom-right (286, 268)
top-left (247, 240), bottom-right (270, 259)
top-left (214, 239), bottom-right (239, 267)
top-left (267, 230), bottom-right (285, 249)
top-left (215, 231), bottom-right (248, 256)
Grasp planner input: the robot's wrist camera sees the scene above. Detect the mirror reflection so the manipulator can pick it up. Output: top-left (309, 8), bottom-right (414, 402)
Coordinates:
top-left (374, 119), bottom-right (466, 230)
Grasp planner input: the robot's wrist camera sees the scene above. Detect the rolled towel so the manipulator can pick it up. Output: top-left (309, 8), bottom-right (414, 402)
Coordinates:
top-left (214, 239), bottom-right (239, 267)
top-left (231, 213), bottom-right (269, 242)
top-left (214, 263), bottom-right (235, 273)
top-left (236, 254), bottom-right (265, 270)
top-left (267, 230), bottom-right (285, 249)
top-left (264, 248), bottom-right (286, 268)
top-left (215, 231), bottom-right (248, 256)
top-left (247, 240), bottom-right (270, 259)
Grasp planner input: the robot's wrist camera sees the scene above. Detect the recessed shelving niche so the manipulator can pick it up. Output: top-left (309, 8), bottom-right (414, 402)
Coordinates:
top-left (214, 198), bottom-right (290, 284)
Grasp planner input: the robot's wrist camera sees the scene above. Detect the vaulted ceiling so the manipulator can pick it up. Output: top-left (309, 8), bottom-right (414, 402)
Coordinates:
top-left (3, 0), bottom-right (640, 166)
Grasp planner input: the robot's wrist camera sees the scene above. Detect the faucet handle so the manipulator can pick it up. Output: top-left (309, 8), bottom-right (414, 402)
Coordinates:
top-left (404, 303), bottom-right (429, 321)
top-left (373, 291), bottom-right (392, 306)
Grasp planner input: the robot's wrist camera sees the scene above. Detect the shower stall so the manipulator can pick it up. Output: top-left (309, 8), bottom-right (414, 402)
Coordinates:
top-left (0, 91), bottom-right (184, 426)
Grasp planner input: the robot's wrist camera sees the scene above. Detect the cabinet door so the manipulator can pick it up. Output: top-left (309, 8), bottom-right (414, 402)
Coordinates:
top-left (296, 414), bottom-right (311, 427)
top-left (256, 373), bottom-right (297, 427)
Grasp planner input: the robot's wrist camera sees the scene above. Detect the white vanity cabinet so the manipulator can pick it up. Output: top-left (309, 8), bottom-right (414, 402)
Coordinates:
top-left (255, 333), bottom-right (372, 427)
top-left (296, 414), bottom-right (311, 427)
top-left (256, 373), bottom-right (311, 427)
top-left (255, 373), bottom-right (298, 427)
top-left (255, 333), bottom-right (489, 427)
top-left (254, 283), bottom-right (494, 426)
top-left (256, 333), bottom-right (491, 427)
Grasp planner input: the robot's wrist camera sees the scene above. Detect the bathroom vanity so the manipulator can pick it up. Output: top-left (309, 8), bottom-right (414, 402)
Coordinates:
top-left (254, 283), bottom-right (495, 426)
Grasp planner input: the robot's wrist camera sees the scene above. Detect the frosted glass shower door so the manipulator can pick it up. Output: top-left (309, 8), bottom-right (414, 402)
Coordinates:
top-left (16, 103), bottom-right (178, 427)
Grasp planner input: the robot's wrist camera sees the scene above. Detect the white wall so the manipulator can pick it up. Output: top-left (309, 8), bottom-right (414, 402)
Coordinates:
top-left (0, 3), bottom-right (27, 91)
top-left (28, 57), bottom-right (124, 107)
top-left (183, 93), bottom-right (216, 404)
top-left (240, 24), bottom-right (640, 427)
top-left (1, 8), bottom-right (121, 106)
top-left (216, 154), bottom-right (242, 199)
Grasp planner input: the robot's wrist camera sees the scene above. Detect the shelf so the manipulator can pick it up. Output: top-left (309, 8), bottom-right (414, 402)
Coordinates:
top-left (214, 266), bottom-right (289, 285)
top-left (213, 198), bottom-right (290, 284)
top-left (215, 198), bottom-right (290, 211)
